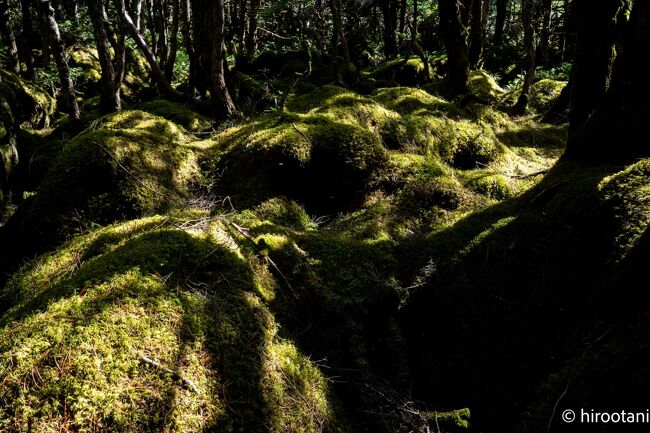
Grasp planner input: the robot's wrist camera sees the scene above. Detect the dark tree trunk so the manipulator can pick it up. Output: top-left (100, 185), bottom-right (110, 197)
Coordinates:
top-left (439, 0), bottom-right (470, 95)
top-left (180, 0), bottom-right (196, 90)
top-left (121, 3), bottom-right (206, 107)
top-left (236, 0), bottom-right (246, 53)
top-left (145, 0), bottom-right (157, 55)
top-left (538, 0), bottom-right (553, 64)
top-left (38, 0), bottom-right (79, 127)
top-left (469, 0), bottom-right (483, 68)
top-left (403, 0), bottom-right (430, 77)
top-left (62, 0), bottom-right (76, 20)
top-left (330, 0), bottom-right (350, 77)
top-left (460, 0), bottom-right (472, 27)
top-left (0, 0), bottom-right (21, 74)
top-left (398, 0), bottom-right (407, 41)
top-left (164, 0), bottom-right (180, 82)
top-left (37, 2), bottom-right (51, 64)
top-left (52, 0), bottom-right (64, 20)
top-left (88, 0), bottom-right (121, 113)
top-left (513, 0), bottom-right (536, 114)
top-left (19, 0), bottom-right (36, 79)
top-left (494, 0), bottom-right (507, 44)
top-left (245, 0), bottom-right (261, 57)
top-left (209, 0), bottom-right (237, 117)
top-left (567, 0), bottom-right (625, 132)
top-left (191, 0), bottom-right (212, 97)
top-left (564, 0), bottom-right (647, 163)
top-left (378, 0), bottom-right (398, 59)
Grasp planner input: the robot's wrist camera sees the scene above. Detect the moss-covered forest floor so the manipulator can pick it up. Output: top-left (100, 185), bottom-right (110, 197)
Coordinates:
top-left (1, 55), bottom-right (648, 433)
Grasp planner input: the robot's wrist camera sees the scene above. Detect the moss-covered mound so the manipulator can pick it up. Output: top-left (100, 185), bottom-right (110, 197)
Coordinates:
top-left (0, 110), bottom-right (200, 279)
top-left (402, 159), bottom-right (650, 432)
top-left (0, 215), bottom-right (343, 433)
top-left (365, 57), bottom-right (433, 87)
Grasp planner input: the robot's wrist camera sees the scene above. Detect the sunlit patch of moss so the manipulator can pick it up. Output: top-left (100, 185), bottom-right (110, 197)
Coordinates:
top-left (137, 99), bottom-right (213, 132)
top-left (255, 197), bottom-right (316, 231)
top-left (468, 70), bottom-right (507, 102)
top-left (367, 57), bottom-right (432, 86)
top-left (0, 216), bottom-right (344, 432)
top-left (466, 173), bottom-right (516, 200)
top-left (70, 46), bottom-right (103, 83)
top-left (529, 79), bottom-right (567, 112)
top-left (426, 408), bottom-right (471, 431)
top-left (598, 158), bottom-right (650, 262)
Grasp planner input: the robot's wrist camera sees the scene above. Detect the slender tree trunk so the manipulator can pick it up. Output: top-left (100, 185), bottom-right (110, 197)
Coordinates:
top-left (460, 0), bottom-right (472, 28)
top-left (513, 0), bottom-right (536, 114)
top-left (245, 0), bottom-right (261, 57)
top-left (52, 0), bottom-right (64, 20)
top-left (210, 0), bottom-right (237, 117)
top-left (38, 0), bottom-right (79, 126)
top-left (132, 0), bottom-right (144, 30)
top-left (398, 0), bottom-right (407, 41)
top-left (0, 0), bottom-right (21, 74)
top-left (191, 0), bottom-right (211, 97)
top-left (330, 0), bottom-right (350, 76)
top-left (565, 0), bottom-right (649, 162)
top-left (88, 0), bottom-right (120, 113)
top-left (121, 3), bottom-right (206, 107)
top-left (236, 0), bottom-right (246, 53)
top-left (145, 0), bottom-right (157, 55)
top-left (404, 0), bottom-right (430, 77)
top-left (538, 0), bottom-right (553, 64)
top-left (19, 0), bottom-right (35, 79)
top-left (469, 0), bottom-right (483, 67)
top-left (439, 0), bottom-right (470, 95)
top-left (154, 0), bottom-right (168, 67)
top-left (37, 2), bottom-right (51, 65)
top-left (567, 0), bottom-right (624, 131)
top-left (494, 0), bottom-right (507, 44)
top-left (180, 0), bottom-right (196, 91)
top-left (379, 0), bottom-right (398, 59)
top-left (164, 0), bottom-right (180, 82)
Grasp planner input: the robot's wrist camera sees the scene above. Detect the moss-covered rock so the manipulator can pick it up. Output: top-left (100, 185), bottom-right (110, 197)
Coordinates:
top-left (0, 69), bottom-right (56, 127)
top-left (137, 98), bottom-right (213, 132)
top-left (0, 216), bottom-right (344, 433)
top-left (367, 57), bottom-right (432, 87)
top-left (529, 79), bottom-right (567, 113)
top-left (467, 70), bottom-right (507, 103)
top-left (0, 110), bottom-right (200, 278)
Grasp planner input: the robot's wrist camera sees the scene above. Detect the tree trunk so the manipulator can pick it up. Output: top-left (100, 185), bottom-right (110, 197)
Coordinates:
top-left (564, 0), bottom-right (646, 163)
top-left (132, 0), bottom-right (144, 30)
top-left (513, 0), bottom-right (536, 114)
top-left (88, 0), bottom-right (121, 113)
top-left (164, 0), bottom-right (180, 82)
top-left (0, 0), bottom-right (21, 74)
top-left (438, 0), bottom-right (470, 95)
top-left (236, 0), bottom-right (246, 53)
top-left (19, 0), bottom-right (35, 79)
top-left (191, 0), bottom-right (212, 97)
top-left (538, 0), bottom-right (553, 65)
top-left (494, 0), bottom-right (507, 44)
top-left (62, 0), bottom-right (77, 20)
top-left (460, 0), bottom-right (472, 27)
top-left (330, 0), bottom-right (350, 77)
top-left (210, 0), bottom-right (237, 117)
top-left (379, 0), bottom-right (398, 59)
top-left (567, 0), bottom-right (624, 132)
top-left (245, 0), bottom-right (261, 57)
top-left (121, 2), bottom-right (205, 107)
top-left (469, 0), bottom-right (483, 68)
top-left (180, 0), bottom-right (196, 90)
top-left (38, 0), bottom-right (79, 127)
top-left (37, 2), bottom-right (51, 65)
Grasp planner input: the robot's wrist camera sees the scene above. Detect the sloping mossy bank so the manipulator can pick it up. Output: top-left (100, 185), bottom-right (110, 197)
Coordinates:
top-left (0, 109), bottom-right (201, 284)
top-left (401, 159), bottom-right (650, 432)
top-left (0, 215), bottom-right (344, 433)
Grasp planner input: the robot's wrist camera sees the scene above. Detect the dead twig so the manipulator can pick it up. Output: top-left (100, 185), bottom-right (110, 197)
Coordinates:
top-left (139, 355), bottom-right (200, 395)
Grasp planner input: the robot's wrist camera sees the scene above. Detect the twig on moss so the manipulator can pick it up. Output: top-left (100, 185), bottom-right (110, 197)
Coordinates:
top-left (291, 122), bottom-right (311, 144)
top-left (511, 169), bottom-right (549, 179)
top-left (139, 355), bottom-right (200, 395)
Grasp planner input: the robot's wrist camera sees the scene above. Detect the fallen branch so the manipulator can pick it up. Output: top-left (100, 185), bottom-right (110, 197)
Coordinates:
top-left (511, 169), bottom-right (549, 179)
top-left (139, 355), bottom-right (200, 395)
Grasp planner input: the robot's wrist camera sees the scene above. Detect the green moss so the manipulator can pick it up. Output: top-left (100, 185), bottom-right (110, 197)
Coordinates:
top-left (466, 173), bottom-right (515, 200)
top-left (0, 69), bottom-right (56, 126)
top-left (137, 99), bottom-right (213, 132)
top-left (468, 70), bottom-right (507, 102)
top-left (367, 57), bottom-right (432, 86)
top-left (255, 197), bottom-right (316, 230)
top-left (529, 79), bottom-right (567, 112)
top-left (426, 408), bottom-right (471, 431)
top-left (598, 158), bottom-right (650, 261)
top-left (0, 216), bottom-right (345, 432)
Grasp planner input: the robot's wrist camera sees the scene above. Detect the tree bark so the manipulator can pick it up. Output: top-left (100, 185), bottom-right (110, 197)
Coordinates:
top-left (330, 0), bottom-right (350, 77)
top-left (538, 0), bottom-right (553, 65)
top-left (38, 0), bottom-right (80, 127)
top-left (564, 0), bottom-right (647, 163)
top-left (469, 0), bottom-right (483, 68)
top-left (439, 0), bottom-right (470, 95)
top-left (121, 3), bottom-right (206, 108)
top-left (88, 0), bottom-right (121, 113)
top-left (494, 0), bottom-right (507, 44)
top-left (209, 0), bottom-right (237, 117)
top-left (567, 0), bottom-right (624, 132)
top-left (164, 0), bottom-right (180, 82)
top-left (245, 0), bottom-right (261, 57)
top-left (0, 0), bottom-right (21, 74)
top-left (378, 0), bottom-right (398, 59)
top-left (19, 0), bottom-right (35, 79)
top-left (513, 0), bottom-right (536, 114)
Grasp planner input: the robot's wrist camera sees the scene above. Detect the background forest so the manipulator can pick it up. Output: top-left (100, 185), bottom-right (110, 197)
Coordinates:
top-left (1, 0), bottom-right (649, 432)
